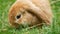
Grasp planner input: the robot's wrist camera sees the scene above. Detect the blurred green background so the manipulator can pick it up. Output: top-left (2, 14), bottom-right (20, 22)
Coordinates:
top-left (0, 0), bottom-right (60, 34)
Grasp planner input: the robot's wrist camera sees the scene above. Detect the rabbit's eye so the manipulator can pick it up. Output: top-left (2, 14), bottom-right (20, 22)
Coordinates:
top-left (16, 15), bottom-right (21, 19)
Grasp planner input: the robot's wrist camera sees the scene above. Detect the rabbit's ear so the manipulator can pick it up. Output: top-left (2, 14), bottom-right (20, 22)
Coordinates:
top-left (24, 0), bottom-right (53, 25)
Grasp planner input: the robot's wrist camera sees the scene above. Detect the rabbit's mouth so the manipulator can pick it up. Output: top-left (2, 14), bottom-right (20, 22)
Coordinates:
top-left (16, 22), bottom-right (30, 29)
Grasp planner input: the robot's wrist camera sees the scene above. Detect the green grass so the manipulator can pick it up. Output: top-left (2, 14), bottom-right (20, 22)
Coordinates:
top-left (0, 0), bottom-right (60, 34)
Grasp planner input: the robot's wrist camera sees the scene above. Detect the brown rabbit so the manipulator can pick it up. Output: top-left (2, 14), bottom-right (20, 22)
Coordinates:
top-left (8, 0), bottom-right (53, 28)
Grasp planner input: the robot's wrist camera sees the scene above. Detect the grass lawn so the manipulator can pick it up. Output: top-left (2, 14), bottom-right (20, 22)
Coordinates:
top-left (0, 0), bottom-right (60, 34)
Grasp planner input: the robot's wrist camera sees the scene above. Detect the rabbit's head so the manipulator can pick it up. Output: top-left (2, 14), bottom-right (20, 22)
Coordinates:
top-left (8, 1), bottom-right (42, 28)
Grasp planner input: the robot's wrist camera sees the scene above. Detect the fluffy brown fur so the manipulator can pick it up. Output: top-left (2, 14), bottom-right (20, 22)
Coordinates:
top-left (8, 0), bottom-right (53, 28)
